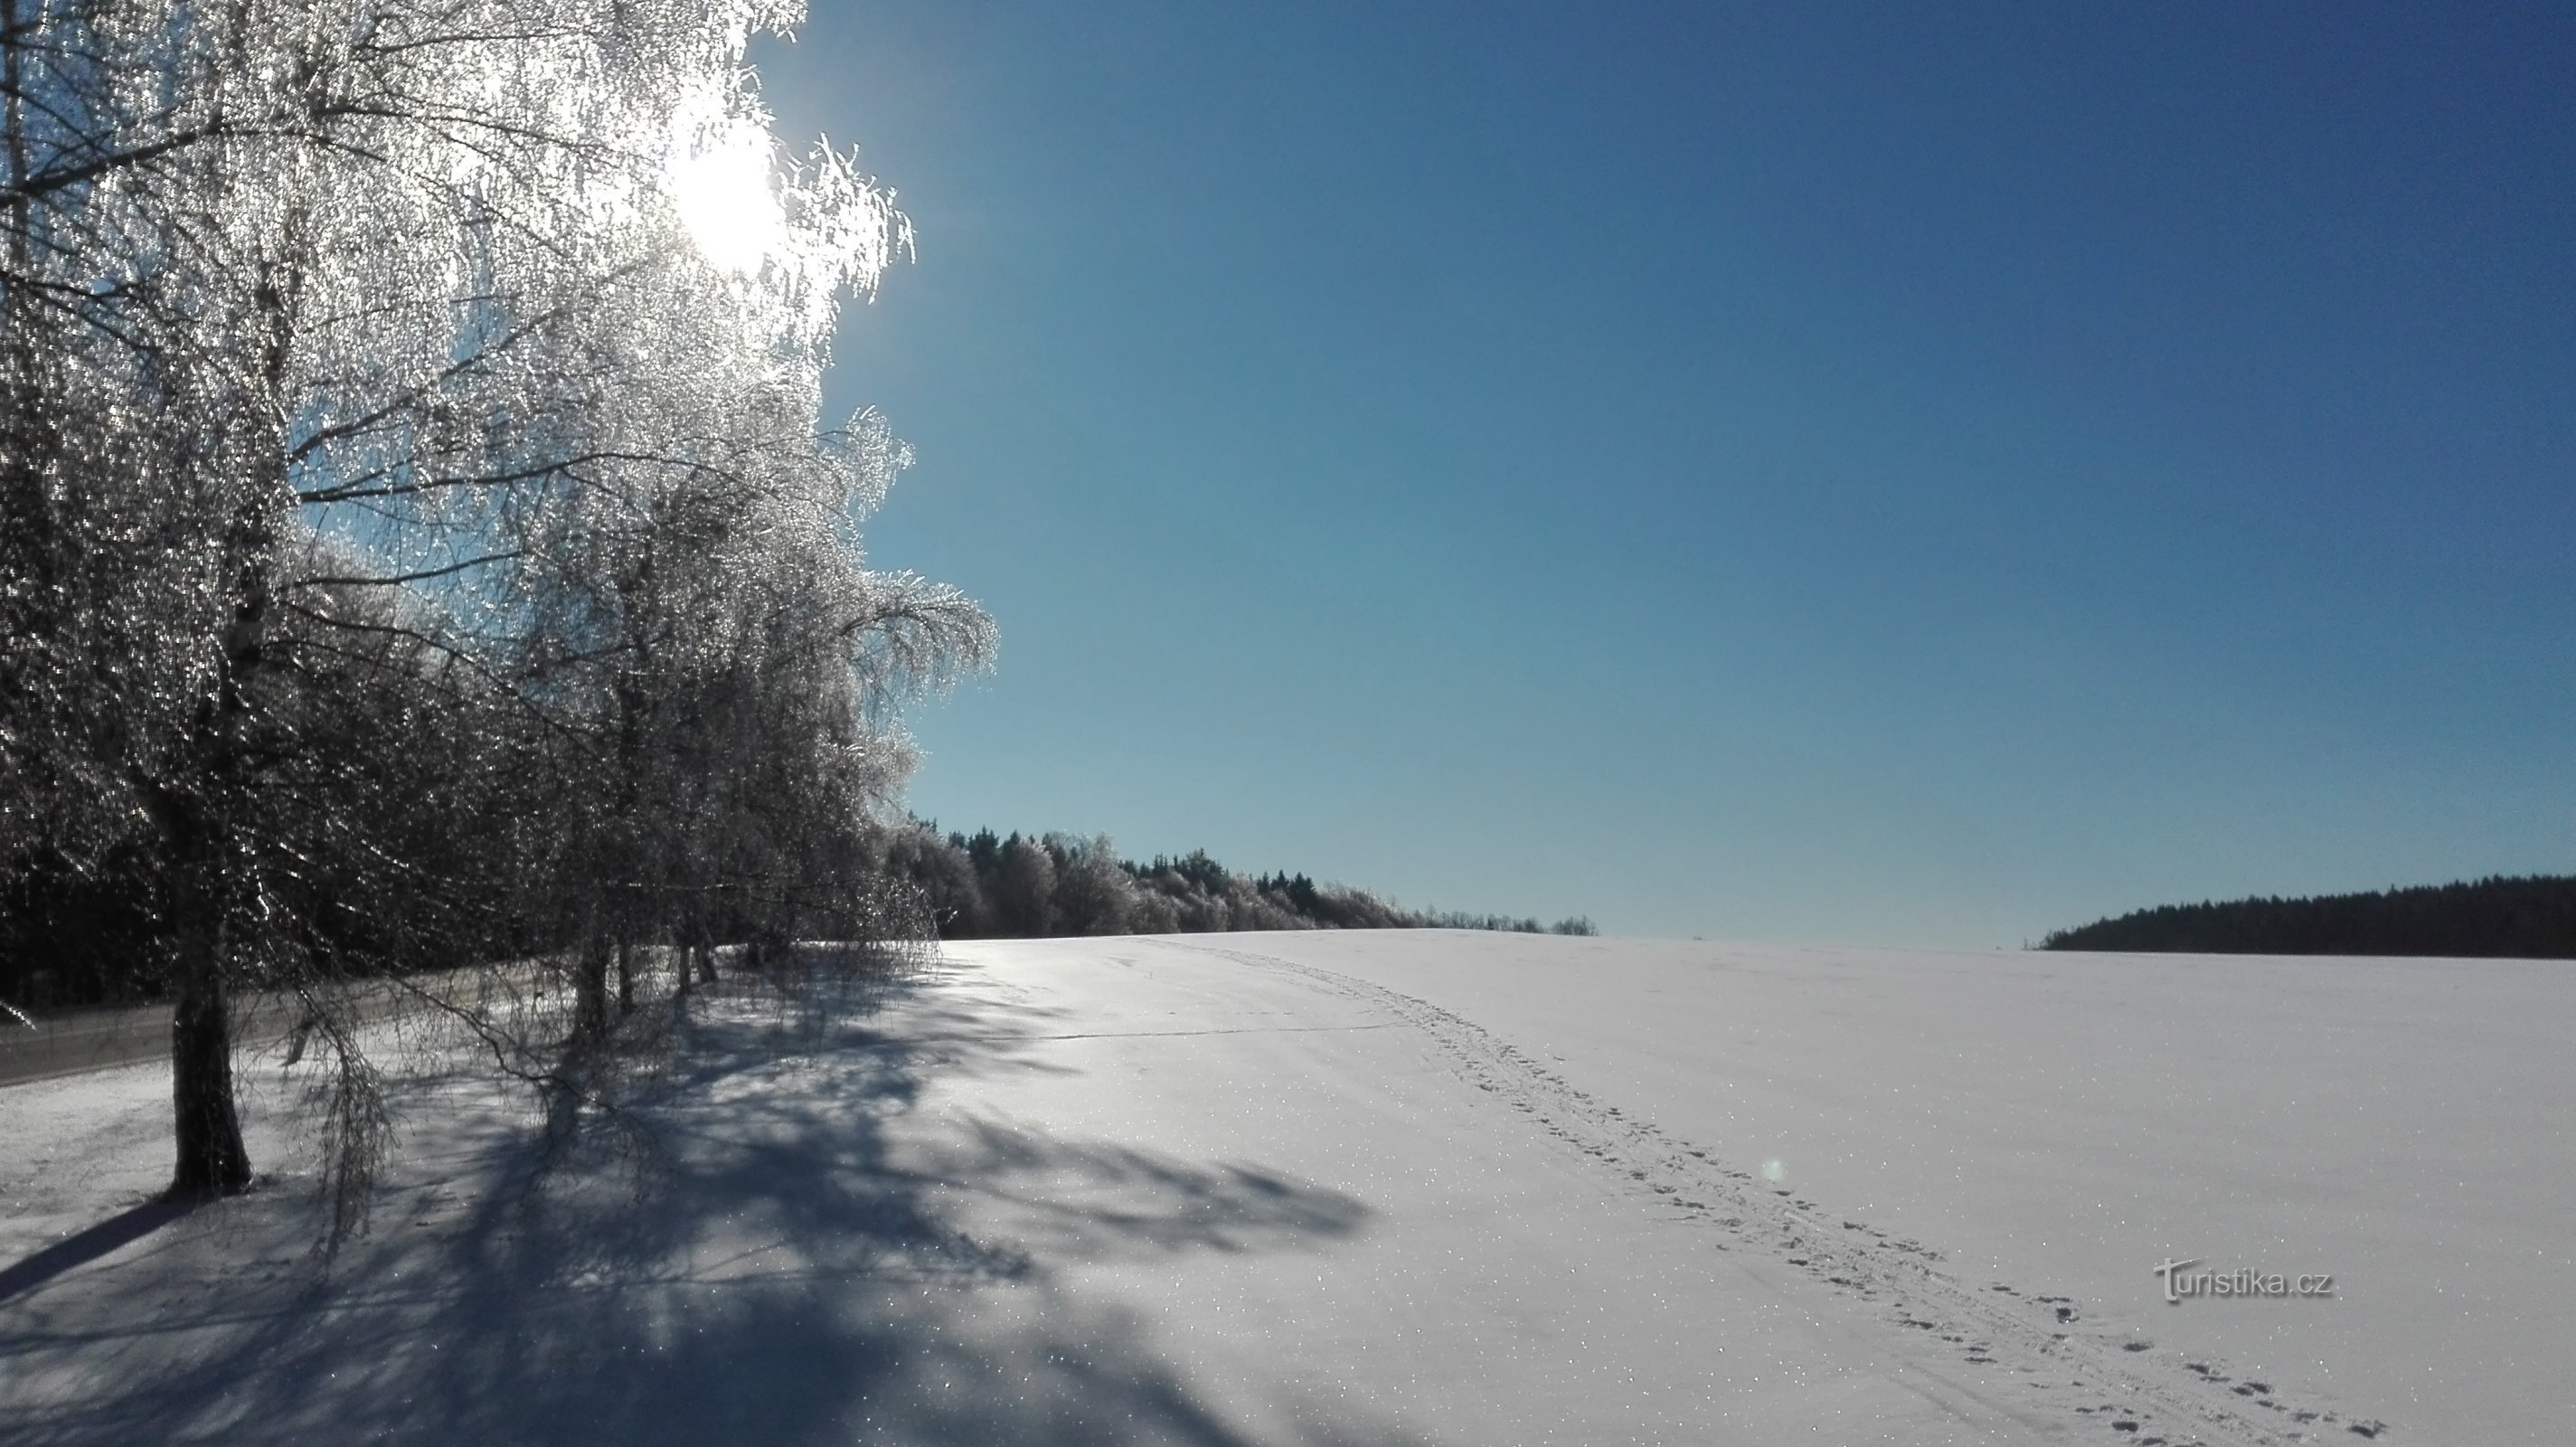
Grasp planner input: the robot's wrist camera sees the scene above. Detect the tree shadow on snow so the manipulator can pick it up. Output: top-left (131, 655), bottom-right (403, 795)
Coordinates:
top-left (0, 964), bottom-right (1417, 1447)
top-left (0, 1199), bottom-right (195, 1306)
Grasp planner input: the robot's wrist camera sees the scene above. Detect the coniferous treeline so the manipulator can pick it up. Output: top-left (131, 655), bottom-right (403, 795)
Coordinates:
top-left (2039, 875), bottom-right (2576, 958)
top-left (875, 823), bottom-right (1596, 941)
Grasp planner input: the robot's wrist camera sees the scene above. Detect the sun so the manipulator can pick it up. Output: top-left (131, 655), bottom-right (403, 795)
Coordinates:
top-left (665, 119), bottom-right (787, 275)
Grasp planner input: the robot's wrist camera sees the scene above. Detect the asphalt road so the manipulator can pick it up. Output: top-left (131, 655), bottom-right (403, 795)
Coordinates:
top-left (0, 963), bottom-right (548, 1088)
top-left (0, 993), bottom-right (317, 1088)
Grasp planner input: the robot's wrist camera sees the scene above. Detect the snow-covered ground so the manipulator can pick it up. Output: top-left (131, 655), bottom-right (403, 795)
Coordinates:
top-left (3, 932), bottom-right (2568, 1444)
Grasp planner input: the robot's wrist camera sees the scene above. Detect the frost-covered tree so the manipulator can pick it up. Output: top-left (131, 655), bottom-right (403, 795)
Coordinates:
top-left (490, 153), bottom-right (989, 1041)
top-left (1046, 833), bottom-right (1134, 936)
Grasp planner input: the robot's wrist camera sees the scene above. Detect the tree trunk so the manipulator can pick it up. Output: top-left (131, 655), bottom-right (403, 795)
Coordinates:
top-left (614, 938), bottom-right (634, 1016)
top-left (156, 248), bottom-right (298, 1199)
top-left (572, 932), bottom-right (610, 1043)
top-left (165, 799), bottom-right (249, 1197)
top-left (168, 947), bottom-right (250, 1196)
top-left (156, 465), bottom-right (274, 1201)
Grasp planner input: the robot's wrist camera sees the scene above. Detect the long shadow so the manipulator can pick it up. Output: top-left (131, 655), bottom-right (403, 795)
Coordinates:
top-left (0, 1200), bottom-right (193, 1306)
top-left (0, 958), bottom-right (1427, 1447)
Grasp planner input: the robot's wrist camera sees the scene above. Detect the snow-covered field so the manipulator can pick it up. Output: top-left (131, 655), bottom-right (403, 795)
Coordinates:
top-left (3, 932), bottom-right (2568, 1445)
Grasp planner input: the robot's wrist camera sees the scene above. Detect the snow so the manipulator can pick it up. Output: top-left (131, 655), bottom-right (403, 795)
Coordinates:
top-left (3, 932), bottom-right (2569, 1444)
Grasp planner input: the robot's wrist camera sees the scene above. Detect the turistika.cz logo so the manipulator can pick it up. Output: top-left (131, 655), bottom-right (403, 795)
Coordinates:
top-left (2154, 1258), bottom-right (2335, 1304)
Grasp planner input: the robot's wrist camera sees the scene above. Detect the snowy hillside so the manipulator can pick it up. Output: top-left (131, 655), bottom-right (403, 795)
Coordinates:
top-left (4, 933), bottom-right (2568, 1444)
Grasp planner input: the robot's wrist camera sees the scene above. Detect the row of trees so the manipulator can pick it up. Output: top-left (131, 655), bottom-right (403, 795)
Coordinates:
top-left (0, 1), bottom-right (1595, 1223)
top-left (2, 1), bottom-right (990, 1205)
top-left (2039, 875), bottom-right (2576, 958)
top-left (874, 824), bottom-right (1597, 940)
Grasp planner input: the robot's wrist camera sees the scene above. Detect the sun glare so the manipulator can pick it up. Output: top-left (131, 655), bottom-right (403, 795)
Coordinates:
top-left (665, 122), bottom-right (787, 275)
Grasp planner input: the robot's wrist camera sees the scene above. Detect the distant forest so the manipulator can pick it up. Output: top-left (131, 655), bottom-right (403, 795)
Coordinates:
top-left (2040, 875), bottom-right (2576, 958)
top-left (882, 823), bottom-right (1595, 941)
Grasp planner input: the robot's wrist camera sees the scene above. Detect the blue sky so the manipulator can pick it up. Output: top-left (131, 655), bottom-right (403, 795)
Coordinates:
top-left (758, 2), bottom-right (2575, 946)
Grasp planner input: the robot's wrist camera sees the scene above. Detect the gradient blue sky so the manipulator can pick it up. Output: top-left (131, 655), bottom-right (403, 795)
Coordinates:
top-left (758, 2), bottom-right (2575, 946)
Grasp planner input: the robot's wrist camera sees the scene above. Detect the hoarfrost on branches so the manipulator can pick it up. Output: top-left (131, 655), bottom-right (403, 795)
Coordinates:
top-left (3, 0), bottom-right (990, 1215)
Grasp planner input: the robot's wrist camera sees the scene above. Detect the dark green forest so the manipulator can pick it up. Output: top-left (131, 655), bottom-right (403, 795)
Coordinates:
top-left (2040, 875), bottom-right (2576, 958)
top-left (877, 822), bottom-right (1592, 943)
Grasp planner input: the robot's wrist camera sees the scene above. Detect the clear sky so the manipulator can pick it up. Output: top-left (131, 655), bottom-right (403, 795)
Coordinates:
top-left (755, 2), bottom-right (2575, 947)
